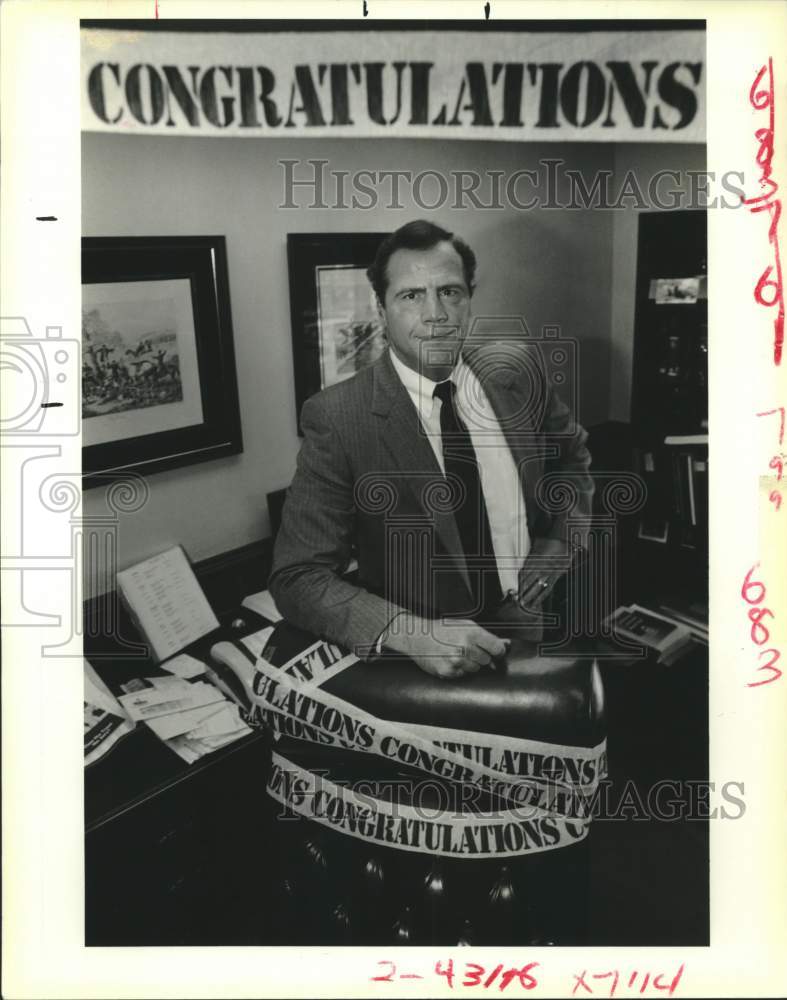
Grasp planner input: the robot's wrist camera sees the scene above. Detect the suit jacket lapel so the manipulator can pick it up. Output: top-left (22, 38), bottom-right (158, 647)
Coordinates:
top-left (372, 351), bottom-right (471, 594)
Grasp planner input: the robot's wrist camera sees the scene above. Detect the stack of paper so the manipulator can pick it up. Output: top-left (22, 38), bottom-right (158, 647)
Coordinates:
top-left (116, 546), bottom-right (221, 664)
top-left (117, 674), bottom-right (251, 763)
top-left (241, 589), bottom-right (282, 623)
top-left (164, 703), bottom-right (253, 764)
top-left (159, 652), bottom-right (209, 680)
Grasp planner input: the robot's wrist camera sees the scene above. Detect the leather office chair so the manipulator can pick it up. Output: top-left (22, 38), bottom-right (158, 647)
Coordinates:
top-left (258, 619), bottom-right (606, 947)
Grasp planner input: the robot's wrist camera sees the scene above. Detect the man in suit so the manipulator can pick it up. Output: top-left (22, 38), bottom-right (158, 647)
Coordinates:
top-left (270, 220), bottom-right (593, 680)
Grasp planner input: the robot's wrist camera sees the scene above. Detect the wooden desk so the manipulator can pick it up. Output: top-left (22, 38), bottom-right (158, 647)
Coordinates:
top-left (85, 607), bottom-right (276, 946)
top-left (86, 730), bottom-right (273, 945)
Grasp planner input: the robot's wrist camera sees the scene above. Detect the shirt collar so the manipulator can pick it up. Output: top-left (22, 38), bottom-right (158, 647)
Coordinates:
top-left (389, 348), bottom-right (470, 421)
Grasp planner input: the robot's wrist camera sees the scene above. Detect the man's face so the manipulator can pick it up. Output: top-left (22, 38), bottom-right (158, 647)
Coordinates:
top-left (378, 241), bottom-right (471, 381)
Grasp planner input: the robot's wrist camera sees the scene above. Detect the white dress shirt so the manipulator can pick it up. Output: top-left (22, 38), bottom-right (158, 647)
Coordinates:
top-left (389, 349), bottom-right (530, 593)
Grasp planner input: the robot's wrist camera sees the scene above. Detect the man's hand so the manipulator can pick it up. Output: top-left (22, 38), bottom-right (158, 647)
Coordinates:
top-left (382, 613), bottom-right (509, 680)
top-left (517, 538), bottom-right (574, 610)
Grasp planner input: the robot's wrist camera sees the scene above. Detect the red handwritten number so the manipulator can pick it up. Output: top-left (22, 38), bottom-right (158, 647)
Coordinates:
top-left (741, 564), bottom-right (766, 604)
top-left (741, 564), bottom-right (782, 687)
top-left (463, 963), bottom-right (485, 987)
top-left (757, 410), bottom-right (785, 508)
top-left (744, 60), bottom-right (784, 366)
top-left (748, 605), bottom-right (774, 644)
top-left (371, 961), bottom-right (396, 982)
top-left (572, 965), bottom-right (682, 996)
top-left (748, 648), bottom-right (783, 687)
top-left (435, 960), bottom-right (455, 989)
top-left (499, 963), bottom-right (540, 991)
top-left (750, 63), bottom-right (773, 110)
top-left (754, 264), bottom-right (782, 307)
top-left (653, 963), bottom-right (686, 995)
top-left (757, 406), bottom-right (786, 445)
top-left (593, 970), bottom-right (620, 996)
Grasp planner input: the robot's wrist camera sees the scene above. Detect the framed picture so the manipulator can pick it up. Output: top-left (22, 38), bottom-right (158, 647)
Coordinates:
top-left (82, 236), bottom-right (243, 487)
top-left (287, 232), bottom-right (388, 431)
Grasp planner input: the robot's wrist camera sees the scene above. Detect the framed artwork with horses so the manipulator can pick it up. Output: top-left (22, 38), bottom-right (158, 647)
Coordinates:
top-left (81, 236), bottom-right (242, 487)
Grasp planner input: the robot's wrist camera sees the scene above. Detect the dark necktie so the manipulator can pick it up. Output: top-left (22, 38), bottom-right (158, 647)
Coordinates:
top-left (433, 379), bottom-right (502, 615)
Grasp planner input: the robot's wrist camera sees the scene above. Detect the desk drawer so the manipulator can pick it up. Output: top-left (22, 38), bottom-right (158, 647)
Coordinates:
top-left (86, 735), bottom-right (275, 945)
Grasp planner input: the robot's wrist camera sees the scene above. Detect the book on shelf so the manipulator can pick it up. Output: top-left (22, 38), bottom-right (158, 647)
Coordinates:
top-left (669, 446), bottom-right (708, 547)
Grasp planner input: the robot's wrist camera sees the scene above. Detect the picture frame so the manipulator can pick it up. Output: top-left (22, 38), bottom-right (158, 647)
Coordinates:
top-left (287, 232), bottom-right (388, 432)
top-left (82, 235), bottom-right (243, 487)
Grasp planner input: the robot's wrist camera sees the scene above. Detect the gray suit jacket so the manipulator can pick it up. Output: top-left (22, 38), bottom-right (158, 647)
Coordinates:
top-left (269, 343), bottom-right (593, 657)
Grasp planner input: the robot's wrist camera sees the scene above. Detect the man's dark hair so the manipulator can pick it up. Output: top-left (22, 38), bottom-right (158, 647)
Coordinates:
top-left (367, 220), bottom-right (477, 303)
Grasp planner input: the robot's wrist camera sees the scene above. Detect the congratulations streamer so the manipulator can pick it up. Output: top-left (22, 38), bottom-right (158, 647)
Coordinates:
top-left (267, 751), bottom-right (591, 857)
top-left (81, 28), bottom-right (706, 144)
top-left (213, 636), bottom-right (607, 840)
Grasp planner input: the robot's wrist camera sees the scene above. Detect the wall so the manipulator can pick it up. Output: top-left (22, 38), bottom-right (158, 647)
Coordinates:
top-left (82, 133), bottom-right (702, 594)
